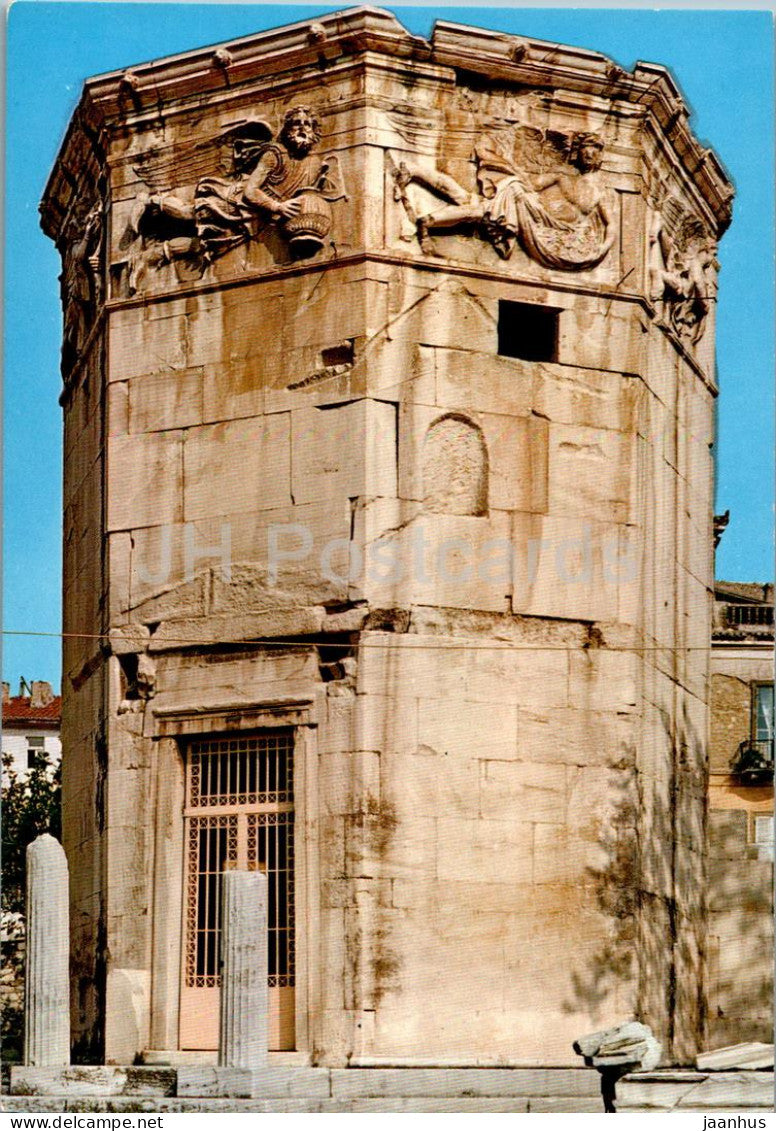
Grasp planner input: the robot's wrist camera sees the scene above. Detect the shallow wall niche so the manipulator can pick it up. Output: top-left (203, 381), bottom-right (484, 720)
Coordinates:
top-left (422, 414), bottom-right (488, 515)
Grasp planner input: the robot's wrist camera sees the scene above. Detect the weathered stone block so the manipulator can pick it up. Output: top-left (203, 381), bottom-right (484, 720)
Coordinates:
top-left (558, 302), bottom-right (646, 375)
top-left (129, 368), bottom-right (204, 433)
top-left (549, 422), bottom-right (634, 524)
top-left (529, 514), bottom-right (631, 623)
top-left (531, 825), bottom-right (599, 885)
top-left (618, 1070), bottom-right (775, 1111)
top-left (10, 1065), bottom-right (176, 1097)
top-left (176, 1066), bottom-right (331, 1098)
top-left (480, 760), bottom-right (566, 823)
top-left (368, 338), bottom-right (436, 406)
top-left (290, 399), bottom-right (396, 506)
top-left (532, 364), bottom-right (639, 435)
top-left (436, 816), bottom-right (534, 884)
top-left (387, 279), bottom-right (498, 355)
top-left (384, 748), bottom-right (481, 820)
top-left (433, 347), bottom-right (534, 417)
top-left (182, 414), bottom-right (291, 521)
top-left (354, 690), bottom-right (419, 755)
top-left (108, 307), bottom-right (188, 384)
top-left (104, 966), bottom-right (152, 1065)
top-left (362, 511), bottom-right (514, 613)
top-left (357, 633), bottom-right (464, 702)
top-left (321, 750), bottom-right (381, 817)
top-left (350, 810), bottom-right (437, 882)
top-left (567, 650), bottom-right (637, 713)
top-left (153, 648), bottom-right (318, 714)
top-left (148, 607), bottom-right (325, 651)
top-left (465, 643), bottom-right (569, 710)
top-left (517, 707), bottom-right (630, 767)
top-left (108, 624), bottom-right (151, 654)
top-left (417, 697), bottom-right (518, 762)
top-left (107, 431), bottom-right (183, 532)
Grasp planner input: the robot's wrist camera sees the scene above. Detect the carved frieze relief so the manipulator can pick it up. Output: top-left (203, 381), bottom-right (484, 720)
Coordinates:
top-left (58, 201), bottom-right (104, 378)
top-left (647, 183), bottom-right (717, 345)
top-left (118, 105), bottom-right (347, 293)
top-left (392, 122), bottom-right (617, 272)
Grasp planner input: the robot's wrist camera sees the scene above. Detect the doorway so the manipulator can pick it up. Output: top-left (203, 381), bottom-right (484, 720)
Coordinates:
top-left (179, 730), bottom-right (296, 1050)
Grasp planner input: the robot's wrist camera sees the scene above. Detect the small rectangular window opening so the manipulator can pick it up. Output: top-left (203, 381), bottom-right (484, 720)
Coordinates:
top-left (320, 340), bottom-right (354, 368)
top-left (27, 737), bottom-right (45, 769)
top-left (498, 300), bottom-right (559, 362)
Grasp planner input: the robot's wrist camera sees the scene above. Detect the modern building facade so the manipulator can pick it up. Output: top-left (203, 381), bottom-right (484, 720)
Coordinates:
top-left (2, 681), bottom-right (62, 778)
top-left (707, 581), bottom-right (774, 1047)
top-left (41, 8), bottom-right (733, 1066)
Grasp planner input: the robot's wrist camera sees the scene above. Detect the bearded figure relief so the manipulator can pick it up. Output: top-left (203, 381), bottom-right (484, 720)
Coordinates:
top-left (648, 195), bottom-right (716, 345)
top-left (122, 105), bottom-right (346, 291)
top-left (393, 126), bottom-right (616, 271)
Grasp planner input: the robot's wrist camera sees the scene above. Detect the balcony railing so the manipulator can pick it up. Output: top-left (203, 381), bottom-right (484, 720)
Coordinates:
top-left (725, 604), bottom-right (774, 627)
top-left (730, 738), bottom-right (775, 785)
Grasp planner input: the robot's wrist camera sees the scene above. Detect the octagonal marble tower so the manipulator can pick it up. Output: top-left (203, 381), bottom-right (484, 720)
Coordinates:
top-left (41, 7), bottom-right (733, 1066)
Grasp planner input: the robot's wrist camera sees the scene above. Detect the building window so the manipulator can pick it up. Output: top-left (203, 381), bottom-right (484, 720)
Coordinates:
top-left (498, 300), bottom-right (559, 362)
top-left (26, 735), bottom-right (45, 769)
top-left (753, 815), bottom-right (774, 845)
top-left (749, 814), bottom-right (774, 862)
top-left (731, 684), bottom-right (775, 785)
top-left (753, 684), bottom-right (774, 744)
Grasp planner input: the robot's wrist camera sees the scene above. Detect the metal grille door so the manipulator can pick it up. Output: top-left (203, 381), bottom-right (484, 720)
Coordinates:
top-left (180, 731), bottom-right (295, 1050)
top-left (247, 813), bottom-right (295, 987)
top-left (186, 815), bottom-right (238, 987)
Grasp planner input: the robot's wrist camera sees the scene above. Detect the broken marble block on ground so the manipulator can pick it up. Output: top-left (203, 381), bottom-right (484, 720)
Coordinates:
top-left (574, 1021), bottom-right (662, 1112)
top-left (574, 1021), bottom-right (662, 1071)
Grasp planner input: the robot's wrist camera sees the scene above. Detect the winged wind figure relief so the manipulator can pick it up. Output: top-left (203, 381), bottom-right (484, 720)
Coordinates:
top-left (393, 123), bottom-right (616, 271)
top-left (648, 194), bottom-right (716, 344)
top-left (122, 106), bottom-right (346, 292)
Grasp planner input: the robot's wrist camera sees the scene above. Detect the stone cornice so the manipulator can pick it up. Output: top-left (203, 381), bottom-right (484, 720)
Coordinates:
top-left (40, 5), bottom-right (734, 243)
top-left (432, 25), bottom-right (733, 234)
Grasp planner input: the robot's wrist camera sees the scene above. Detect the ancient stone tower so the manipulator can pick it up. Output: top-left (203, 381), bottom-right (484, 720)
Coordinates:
top-left (42, 8), bottom-right (732, 1066)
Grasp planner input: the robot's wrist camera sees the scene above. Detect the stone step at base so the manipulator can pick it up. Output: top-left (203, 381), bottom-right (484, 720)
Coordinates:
top-left (3, 1092), bottom-right (774, 1114)
top-left (9, 1066), bottom-right (176, 1098)
top-left (1, 1097), bottom-right (602, 1113)
top-left (617, 1070), bottom-right (774, 1112)
top-left (10, 1066), bottom-right (601, 1101)
top-left (5, 1067), bottom-right (771, 1113)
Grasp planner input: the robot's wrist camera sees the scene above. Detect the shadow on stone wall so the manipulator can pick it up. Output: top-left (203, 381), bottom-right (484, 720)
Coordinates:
top-left (562, 745), bottom-right (642, 1022)
top-left (707, 807), bottom-right (774, 1046)
top-left (562, 699), bottom-right (709, 1064)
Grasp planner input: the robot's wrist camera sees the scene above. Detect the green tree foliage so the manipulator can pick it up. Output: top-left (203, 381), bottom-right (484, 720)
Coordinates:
top-left (1, 751), bottom-right (62, 914)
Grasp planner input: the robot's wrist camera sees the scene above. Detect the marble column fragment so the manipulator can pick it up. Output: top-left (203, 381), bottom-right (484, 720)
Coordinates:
top-left (219, 869), bottom-right (268, 1069)
top-left (24, 834), bottom-right (70, 1066)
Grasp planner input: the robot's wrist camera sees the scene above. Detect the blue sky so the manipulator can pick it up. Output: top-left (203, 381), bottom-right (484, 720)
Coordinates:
top-left (4, 2), bottom-right (774, 691)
